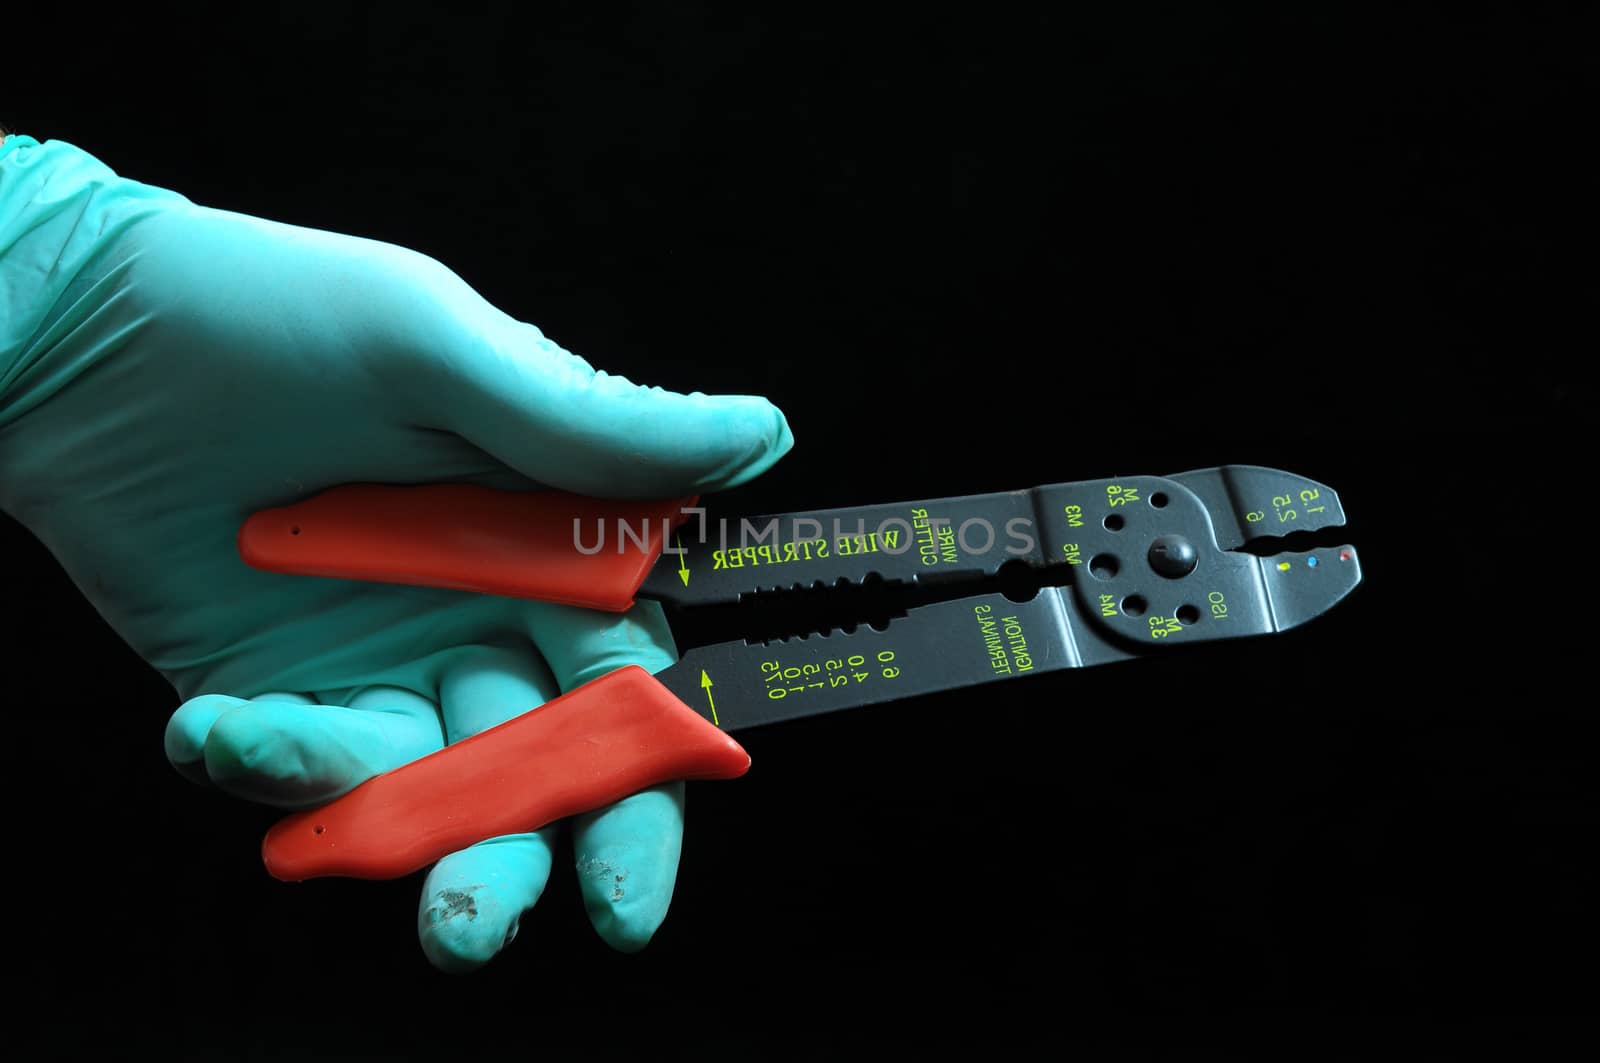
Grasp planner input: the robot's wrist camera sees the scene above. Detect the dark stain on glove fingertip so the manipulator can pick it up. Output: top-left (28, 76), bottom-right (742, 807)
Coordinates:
top-left (425, 886), bottom-right (482, 925)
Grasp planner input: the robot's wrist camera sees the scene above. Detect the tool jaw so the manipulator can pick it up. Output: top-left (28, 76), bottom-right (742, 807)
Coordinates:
top-left (645, 465), bottom-right (1362, 650)
top-left (1034, 468), bottom-right (1361, 649)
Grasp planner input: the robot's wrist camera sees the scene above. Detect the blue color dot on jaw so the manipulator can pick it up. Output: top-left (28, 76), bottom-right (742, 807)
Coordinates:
top-left (1306, 556), bottom-right (1319, 567)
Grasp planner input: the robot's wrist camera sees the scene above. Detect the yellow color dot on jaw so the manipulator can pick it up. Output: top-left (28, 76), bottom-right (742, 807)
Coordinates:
top-left (1277, 561), bottom-right (1292, 571)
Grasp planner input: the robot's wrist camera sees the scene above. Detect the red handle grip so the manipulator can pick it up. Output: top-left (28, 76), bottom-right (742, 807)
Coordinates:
top-left (239, 484), bottom-right (696, 611)
top-left (262, 666), bottom-right (748, 881)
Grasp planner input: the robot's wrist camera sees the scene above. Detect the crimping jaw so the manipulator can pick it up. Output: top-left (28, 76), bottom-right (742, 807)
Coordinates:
top-left (1036, 466), bottom-right (1361, 652)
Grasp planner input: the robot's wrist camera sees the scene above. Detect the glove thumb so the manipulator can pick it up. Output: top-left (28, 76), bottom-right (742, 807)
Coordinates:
top-left (421, 316), bottom-right (793, 497)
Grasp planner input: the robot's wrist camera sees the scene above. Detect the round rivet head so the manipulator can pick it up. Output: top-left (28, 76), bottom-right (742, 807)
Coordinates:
top-left (1148, 534), bottom-right (1198, 579)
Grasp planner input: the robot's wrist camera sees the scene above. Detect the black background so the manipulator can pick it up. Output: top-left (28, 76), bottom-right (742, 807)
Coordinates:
top-left (4, 4), bottom-right (1588, 1051)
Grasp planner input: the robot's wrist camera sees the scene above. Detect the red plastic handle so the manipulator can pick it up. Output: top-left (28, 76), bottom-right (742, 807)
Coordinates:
top-left (262, 666), bottom-right (749, 881)
top-left (239, 484), bottom-right (697, 611)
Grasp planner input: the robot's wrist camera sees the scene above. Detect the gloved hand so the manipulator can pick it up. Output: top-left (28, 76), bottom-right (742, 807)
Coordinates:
top-left (0, 135), bottom-right (792, 970)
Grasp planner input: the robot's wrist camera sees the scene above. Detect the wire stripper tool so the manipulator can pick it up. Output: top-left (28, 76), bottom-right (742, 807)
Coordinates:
top-left (238, 465), bottom-right (1361, 880)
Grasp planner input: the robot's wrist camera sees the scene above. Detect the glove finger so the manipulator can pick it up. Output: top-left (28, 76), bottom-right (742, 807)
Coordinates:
top-left (419, 834), bottom-right (557, 975)
top-left (164, 690), bottom-right (315, 789)
top-left (175, 685), bottom-right (444, 808)
top-left (436, 643), bottom-right (560, 745)
top-left (529, 599), bottom-right (679, 687)
top-left (423, 317), bottom-right (793, 497)
top-left (418, 643), bottom-right (562, 973)
top-left (529, 600), bottom-right (687, 951)
top-left (572, 783), bottom-right (686, 953)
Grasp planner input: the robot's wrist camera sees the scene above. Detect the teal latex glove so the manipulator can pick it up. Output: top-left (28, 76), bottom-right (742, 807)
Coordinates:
top-left (0, 135), bottom-right (792, 969)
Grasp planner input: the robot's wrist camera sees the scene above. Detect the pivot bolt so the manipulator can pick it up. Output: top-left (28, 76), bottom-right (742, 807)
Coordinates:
top-left (1147, 534), bottom-right (1198, 579)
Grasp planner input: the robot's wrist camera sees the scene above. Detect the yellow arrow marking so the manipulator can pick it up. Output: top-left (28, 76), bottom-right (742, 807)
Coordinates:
top-left (700, 669), bottom-right (718, 726)
top-left (677, 534), bottom-right (690, 587)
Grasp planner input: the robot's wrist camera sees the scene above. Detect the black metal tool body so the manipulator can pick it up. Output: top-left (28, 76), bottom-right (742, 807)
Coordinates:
top-left (643, 465), bottom-right (1361, 730)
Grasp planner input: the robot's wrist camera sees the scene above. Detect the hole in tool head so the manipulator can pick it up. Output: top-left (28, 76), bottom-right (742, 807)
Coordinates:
top-left (1122, 594), bottom-right (1148, 617)
top-left (1150, 493), bottom-right (1168, 509)
top-left (313, 824), bottom-right (326, 835)
top-left (997, 558), bottom-right (1041, 603)
top-left (1103, 514), bottom-right (1125, 532)
top-left (1176, 604), bottom-right (1200, 625)
top-left (1089, 554), bottom-right (1120, 580)
top-left (290, 525), bottom-right (301, 536)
